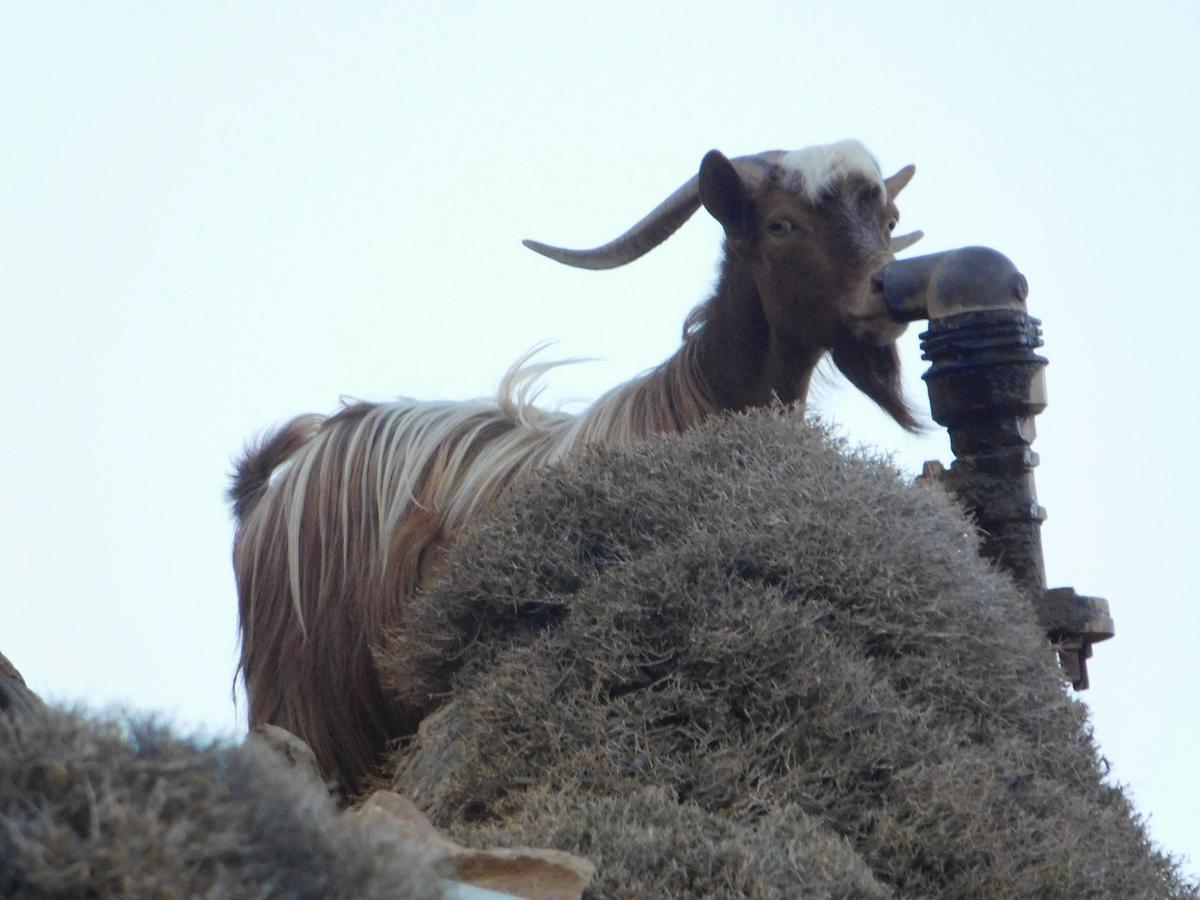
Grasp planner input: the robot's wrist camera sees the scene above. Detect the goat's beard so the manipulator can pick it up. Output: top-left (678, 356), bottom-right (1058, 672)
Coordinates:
top-left (831, 336), bottom-right (921, 432)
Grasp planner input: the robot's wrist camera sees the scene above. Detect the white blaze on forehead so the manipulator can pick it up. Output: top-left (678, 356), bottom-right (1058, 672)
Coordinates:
top-left (779, 139), bottom-right (885, 204)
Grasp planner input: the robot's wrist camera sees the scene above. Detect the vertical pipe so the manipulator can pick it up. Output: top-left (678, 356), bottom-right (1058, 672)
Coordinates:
top-left (920, 308), bottom-right (1049, 600)
top-left (883, 248), bottom-right (1114, 688)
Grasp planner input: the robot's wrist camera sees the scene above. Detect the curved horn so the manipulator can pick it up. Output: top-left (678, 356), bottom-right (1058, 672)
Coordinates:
top-left (885, 164), bottom-right (916, 202)
top-left (890, 230), bottom-right (925, 253)
top-left (522, 176), bottom-right (703, 271)
top-left (523, 152), bottom-right (783, 271)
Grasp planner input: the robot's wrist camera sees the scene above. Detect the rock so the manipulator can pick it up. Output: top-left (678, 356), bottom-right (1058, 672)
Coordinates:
top-left (389, 700), bottom-right (471, 811)
top-left (0, 650), bottom-right (43, 720)
top-left (350, 790), bottom-right (442, 843)
top-left (449, 845), bottom-right (594, 900)
top-left (350, 789), bottom-right (594, 900)
top-left (245, 723), bottom-right (325, 787)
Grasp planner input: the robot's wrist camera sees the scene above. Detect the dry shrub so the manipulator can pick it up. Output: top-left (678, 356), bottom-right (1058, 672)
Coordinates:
top-left (382, 409), bottom-right (1195, 898)
top-left (0, 708), bottom-right (445, 899)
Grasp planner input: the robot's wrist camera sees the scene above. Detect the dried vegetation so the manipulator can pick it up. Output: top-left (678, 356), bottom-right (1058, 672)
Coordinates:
top-left (2, 410), bottom-right (1193, 898)
top-left (382, 409), bottom-right (1195, 899)
top-left (0, 710), bottom-right (444, 899)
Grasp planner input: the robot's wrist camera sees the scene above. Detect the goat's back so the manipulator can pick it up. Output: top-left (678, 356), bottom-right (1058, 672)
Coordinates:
top-left (230, 395), bottom-right (577, 792)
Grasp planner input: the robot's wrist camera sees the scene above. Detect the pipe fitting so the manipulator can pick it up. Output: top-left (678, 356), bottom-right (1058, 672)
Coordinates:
top-left (883, 246), bottom-right (1028, 322)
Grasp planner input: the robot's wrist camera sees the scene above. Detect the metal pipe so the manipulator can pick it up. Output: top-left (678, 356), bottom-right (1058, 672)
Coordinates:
top-left (881, 248), bottom-right (1114, 688)
top-left (883, 246), bottom-right (1029, 322)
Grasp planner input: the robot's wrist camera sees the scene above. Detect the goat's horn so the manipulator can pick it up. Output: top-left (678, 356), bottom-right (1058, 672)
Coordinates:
top-left (885, 164), bottom-right (916, 202)
top-left (522, 176), bottom-right (703, 270)
top-left (524, 152), bottom-right (783, 270)
top-left (890, 230), bottom-right (924, 253)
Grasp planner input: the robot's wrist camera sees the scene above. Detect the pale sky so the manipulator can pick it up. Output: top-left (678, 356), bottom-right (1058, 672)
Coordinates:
top-left (4, 1), bottom-right (1197, 879)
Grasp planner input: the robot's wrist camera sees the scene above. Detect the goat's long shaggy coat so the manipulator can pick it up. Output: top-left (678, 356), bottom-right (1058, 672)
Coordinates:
top-left (380, 410), bottom-right (1195, 899)
top-left (231, 350), bottom-right (721, 793)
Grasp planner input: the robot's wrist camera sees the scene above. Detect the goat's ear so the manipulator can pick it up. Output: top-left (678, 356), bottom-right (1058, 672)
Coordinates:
top-left (699, 150), bottom-right (755, 238)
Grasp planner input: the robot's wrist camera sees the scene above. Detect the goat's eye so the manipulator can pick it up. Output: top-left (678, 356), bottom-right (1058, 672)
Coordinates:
top-left (887, 218), bottom-right (898, 232)
top-left (769, 219), bottom-right (795, 236)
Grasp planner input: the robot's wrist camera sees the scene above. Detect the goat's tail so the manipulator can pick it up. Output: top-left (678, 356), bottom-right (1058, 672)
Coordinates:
top-left (228, 414), bottom-right (325, 521)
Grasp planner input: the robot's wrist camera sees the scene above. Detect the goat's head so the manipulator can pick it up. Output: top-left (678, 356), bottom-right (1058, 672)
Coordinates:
top-left (524, 140), bottom-right (923, 428)
top-left (699, 143), bottom-right (920, 350)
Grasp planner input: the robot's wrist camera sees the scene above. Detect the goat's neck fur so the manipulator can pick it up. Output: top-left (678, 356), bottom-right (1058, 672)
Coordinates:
top-left (691, 249), bottom-right (824, 410)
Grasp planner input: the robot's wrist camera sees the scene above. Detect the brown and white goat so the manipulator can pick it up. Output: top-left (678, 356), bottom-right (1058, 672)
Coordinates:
top-left (229, 140), bottom-right (923, 794)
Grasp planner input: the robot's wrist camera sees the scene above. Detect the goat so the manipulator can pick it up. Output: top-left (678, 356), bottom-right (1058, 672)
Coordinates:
top-left (229, 139), bottom-right (923, 794)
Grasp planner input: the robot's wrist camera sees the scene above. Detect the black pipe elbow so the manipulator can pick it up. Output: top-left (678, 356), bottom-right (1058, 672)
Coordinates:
top-left (883, 246), bottom-right (1029, 322)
